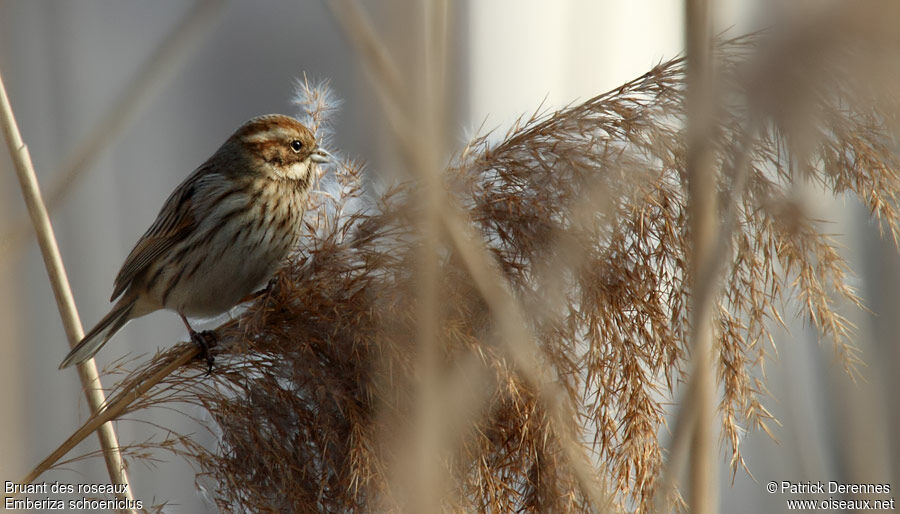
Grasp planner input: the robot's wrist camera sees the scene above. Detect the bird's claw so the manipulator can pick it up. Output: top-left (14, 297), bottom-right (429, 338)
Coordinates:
top-left (190, 330), bottom-right (217, 375)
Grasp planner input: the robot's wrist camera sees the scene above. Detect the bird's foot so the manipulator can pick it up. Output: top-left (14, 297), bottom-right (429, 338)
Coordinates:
top-left (190, 329), bottom-right (217, 375)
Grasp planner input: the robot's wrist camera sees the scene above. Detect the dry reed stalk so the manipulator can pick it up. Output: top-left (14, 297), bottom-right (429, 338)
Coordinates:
top-left (407, 1), bottom-right (446, 511)
top-left (18, 345), bottom-right (199, 486)
top-left (0, 71), bottom-right (136, 512)
top-left (22, 4), bottom-right (900, 512)
top-left (684, 0), bottom-right (718, 512)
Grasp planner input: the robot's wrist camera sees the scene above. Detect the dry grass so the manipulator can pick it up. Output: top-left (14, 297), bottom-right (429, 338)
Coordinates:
top-left (31, 5), bottom-right (900, 512)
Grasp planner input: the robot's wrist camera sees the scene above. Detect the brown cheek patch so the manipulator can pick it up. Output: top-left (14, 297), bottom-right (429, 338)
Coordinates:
top-left (244, 141), bottom-right (286, 167)
top-left (266, 146), bottom-right (285, 167)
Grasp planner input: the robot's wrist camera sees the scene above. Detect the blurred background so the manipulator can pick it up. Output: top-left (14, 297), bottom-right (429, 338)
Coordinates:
top-left (0, 1), bottom-right (895, 512)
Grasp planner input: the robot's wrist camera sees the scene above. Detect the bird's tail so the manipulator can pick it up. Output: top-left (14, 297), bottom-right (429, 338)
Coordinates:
top-left (59, 299), bottom-right (135, 369)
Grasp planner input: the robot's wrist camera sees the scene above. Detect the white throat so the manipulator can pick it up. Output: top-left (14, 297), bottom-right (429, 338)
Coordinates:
top-left (279, 159), bottom-right (312, 180)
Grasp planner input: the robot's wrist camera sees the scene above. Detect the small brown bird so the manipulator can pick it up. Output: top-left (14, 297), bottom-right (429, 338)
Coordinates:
top-left (60, 114), bottom-right (328, 369)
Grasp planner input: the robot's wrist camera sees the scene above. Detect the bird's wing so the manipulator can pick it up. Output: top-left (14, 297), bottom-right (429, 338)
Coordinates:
top-left (110, 169), bottom-right (211, 301)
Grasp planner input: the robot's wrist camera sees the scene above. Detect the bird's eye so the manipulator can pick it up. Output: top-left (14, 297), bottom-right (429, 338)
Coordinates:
top-left (290, 140), bottom-right (303, 152)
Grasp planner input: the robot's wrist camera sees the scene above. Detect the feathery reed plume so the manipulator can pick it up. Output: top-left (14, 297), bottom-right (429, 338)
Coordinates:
top-left (38, 10), bottom-right (900, 512)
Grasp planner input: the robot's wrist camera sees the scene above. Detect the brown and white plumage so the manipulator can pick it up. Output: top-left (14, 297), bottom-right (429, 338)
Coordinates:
top-left (60, 114), bottom-right (327, 369)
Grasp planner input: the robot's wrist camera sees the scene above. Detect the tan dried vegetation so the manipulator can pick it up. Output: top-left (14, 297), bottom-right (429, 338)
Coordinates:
top-left (44, 7), bottom-right (900, 513)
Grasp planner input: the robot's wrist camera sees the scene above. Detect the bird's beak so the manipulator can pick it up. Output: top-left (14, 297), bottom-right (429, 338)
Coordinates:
top-left (311, 147), bottom-right (332, 164)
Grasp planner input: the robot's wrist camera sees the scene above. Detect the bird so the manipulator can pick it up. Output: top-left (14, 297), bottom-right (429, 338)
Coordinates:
top-left (59, 114), bottom-right (329, 369)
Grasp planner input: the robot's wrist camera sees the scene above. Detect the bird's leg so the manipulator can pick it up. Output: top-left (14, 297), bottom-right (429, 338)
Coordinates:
top-left (180, 313), bottom-right (216, 374)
